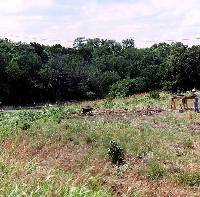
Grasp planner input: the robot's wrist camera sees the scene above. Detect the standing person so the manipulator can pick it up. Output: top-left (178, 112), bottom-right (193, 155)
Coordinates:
top-left (192, 89), bottom-right (199, 112)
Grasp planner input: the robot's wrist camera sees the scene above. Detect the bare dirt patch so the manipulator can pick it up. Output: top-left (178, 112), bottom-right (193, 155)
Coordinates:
top-left (95, 107), bottom-right (165, 117)
top-left (188, 122), bottom-right (200, 131)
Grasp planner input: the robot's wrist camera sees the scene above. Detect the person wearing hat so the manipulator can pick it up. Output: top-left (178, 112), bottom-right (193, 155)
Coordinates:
top-left (192, 88), bottom-right (199, 112)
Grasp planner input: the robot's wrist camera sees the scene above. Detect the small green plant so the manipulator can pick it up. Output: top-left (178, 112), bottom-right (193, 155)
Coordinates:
top-left (149, 91), bottom-right (160, 99)
top-left (0, 162), bottom-right (9, 180)
top-left (85, 132), bottom-right (97, 144)
top-left (178, 172), bottom-right (200, 187)
top-left (21, 122), bottom-right (31, 130)
top-left (146, 161), bottom-right (165, 180)
top-left (48, 107), bottom-right (65, 123)
top-left (103, 97), bottom-right (114, 109)
top-left (108, 140), bottom-right (125, 166)
top-left (19, 111), bottom-right (41, 122)
top-left (87, 177), bottom-right (101, 190)
top-left (86, 91), bottom-right (96, 100)
top-left (183, 138), bottom-right (194, 149)
top-left (25, 162), bottom-right (38, 174)
top-left (131, 192), bottom-right (142, 197)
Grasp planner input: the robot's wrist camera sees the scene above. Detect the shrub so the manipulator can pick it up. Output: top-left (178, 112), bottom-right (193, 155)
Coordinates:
top-left (108, 140), bottom-right (125, 166)
top-left (21, 122), bottom-right (30, 130)
top-left (109, 79), bottom-right (131, 98)
top-left (108, 78), bottom-right (146, 98)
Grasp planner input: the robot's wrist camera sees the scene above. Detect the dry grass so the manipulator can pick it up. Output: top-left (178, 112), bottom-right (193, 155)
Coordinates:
top-left (0, 92), bottom-right (200, 196)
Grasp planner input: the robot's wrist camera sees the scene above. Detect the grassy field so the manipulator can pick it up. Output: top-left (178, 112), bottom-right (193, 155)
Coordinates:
top-left (0, 92), bottom-right (200, 196)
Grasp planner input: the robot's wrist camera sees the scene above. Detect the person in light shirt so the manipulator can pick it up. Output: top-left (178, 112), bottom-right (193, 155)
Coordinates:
top-left (192, 89), bottom-right (199, 112)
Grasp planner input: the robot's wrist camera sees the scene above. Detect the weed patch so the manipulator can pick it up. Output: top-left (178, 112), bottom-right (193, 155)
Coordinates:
top-left (178, 172), bottom-right (200, 187)
top-left (146, 160), bottom-right (165, 180)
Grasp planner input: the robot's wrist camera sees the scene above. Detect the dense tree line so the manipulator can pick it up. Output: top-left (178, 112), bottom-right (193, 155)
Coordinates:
top-left (0, 37), bottom-right (200, 105)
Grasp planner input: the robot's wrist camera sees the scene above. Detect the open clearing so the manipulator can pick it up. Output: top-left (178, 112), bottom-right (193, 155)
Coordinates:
top-left (0, 93), bottom-right (200, 196)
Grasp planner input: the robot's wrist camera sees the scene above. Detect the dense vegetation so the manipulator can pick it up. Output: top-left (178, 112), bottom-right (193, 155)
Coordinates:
top-left (0, 38), bottom-right (200, 105)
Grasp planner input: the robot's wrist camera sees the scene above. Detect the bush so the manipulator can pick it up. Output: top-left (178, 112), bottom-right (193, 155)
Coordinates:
top-left (21, 122), bottom-right (31, 130)
top-left (109, 79), bottom-right (131, 98)
top-left (108, 78), bottom-right (146, 98)
top-left (108, 140), bottom-right (125, 166)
